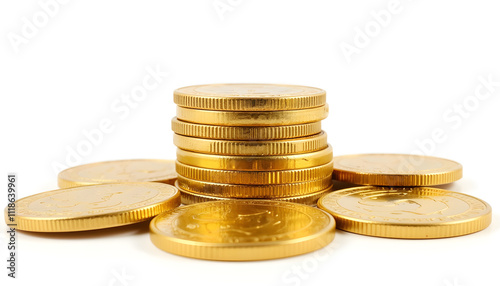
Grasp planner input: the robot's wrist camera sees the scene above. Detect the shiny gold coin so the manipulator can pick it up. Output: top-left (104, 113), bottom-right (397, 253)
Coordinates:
top-left (318, 186), bottom-right (491, 239)
top-left (174, 83), bottom-right (326, 111)
top-left (7, 183), bottom-right (180, 232)
top-left (150, 200), bottom-right (335, 261)
top-left (176, 105), bottom-right (328, 126)
top-left (176, 174), bottom-right (332, 198)
top-left (175, 160), bottom-right (333, 185)
top-left (58, 159), bottom-right (177, 188)
top-left (173, 131), bottom-right (327, 155)
top-left (332, 154), bottom-right (463, 186)
top-left (176, 145), bottom-right (333, 171)
top-left (178, 182), bottom-right (333, 206)
top-left (171, 118), bottom-right (322, 140)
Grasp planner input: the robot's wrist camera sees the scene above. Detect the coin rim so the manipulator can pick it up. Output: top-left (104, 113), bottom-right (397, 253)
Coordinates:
top-left (173, 131), bottom-right (328, 155)
top-left (171, 117), bottom-right (322, 140)
top-left (175, 160), bottom-right (334, 184)
top-left (176, 145), bottom-right (333, 171)
top-left (175, 174), bottom-right (333, 198)
top-left (176, 105), bottom-right (329, 126)
top-left (178, 182), bottom-right (334, 206)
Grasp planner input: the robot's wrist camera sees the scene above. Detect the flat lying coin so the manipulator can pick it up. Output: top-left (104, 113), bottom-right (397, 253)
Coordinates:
top-left (173, 131), bottom-right (328, 155)
top-left (150, 200), bottom-right (335, 261)
top-left (176, 145), bottom-right (333, 171)
top-left (171, 118), bottom-right (322, 140)
top-left (7, 183), bottom-right (180, 232)
top-left (58, 159), bottom-right (177, 188)
top-left (176, 105), bottom-right (328, 126)
top-left (332, 154), bottom-right (462, 186)
top-left (318, 186), bottom-right (491, 239)
top-left (174, 83), bottom-right (326, 111)
top-left (178, 182), bottom-right (333, 206)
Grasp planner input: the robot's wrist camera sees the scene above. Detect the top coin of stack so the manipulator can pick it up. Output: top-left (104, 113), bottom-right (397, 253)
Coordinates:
top-left (171, 83), bottom-right (334, 204)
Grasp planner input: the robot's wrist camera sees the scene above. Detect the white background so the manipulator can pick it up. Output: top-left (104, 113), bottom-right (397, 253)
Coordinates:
top-left (1, 1), bottom-right (499, 286)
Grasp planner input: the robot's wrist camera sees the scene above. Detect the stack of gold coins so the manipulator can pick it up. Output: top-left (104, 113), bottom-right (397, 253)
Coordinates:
top-left (171, 83), bottom-right (334, 205)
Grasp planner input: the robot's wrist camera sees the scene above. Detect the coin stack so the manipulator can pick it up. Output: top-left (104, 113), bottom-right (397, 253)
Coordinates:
top-left (171, 83), bottom-right (334, 205)
top-left (7, 87), bottom-right (493, 262)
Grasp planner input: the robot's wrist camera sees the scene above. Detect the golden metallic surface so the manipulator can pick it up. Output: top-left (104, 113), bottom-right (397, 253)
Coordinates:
top-left (178, 182), bottom-right (333, 206)
top-left (175, 160), bottom-right (334, 185)
top-left (176, 105), bottom-right (329, 126)
top-left (6, 183), bottom-right (180, 232)
top-left (173, 131), bottom-right (328, 155)
top-left (318, 186), bottom-right (491, 239)
top-left (149, 200), bottom-right (335, 261)
top-left (58, 159), bottom-right (177, 188)
top-left (171, 118), bottom-right (322, 140)
top-left (174, 83), bottom-right (326, 111)
top-left (176, 145), bottom-right (333, 171)
top-left (176, 175), bottom-right (332, 198)
top-left (332, 154), bottom-right (463, 186)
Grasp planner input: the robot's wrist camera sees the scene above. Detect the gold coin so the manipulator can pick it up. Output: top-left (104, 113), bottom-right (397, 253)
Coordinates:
top-left (173, 131), bottom-right (328, 155)
top-left (177, 182), bottom-right (333, 206)
top-left (149, 200), bottom-right (335, 261)
top-left (175, 160), bottom-right (333, 184)
top-left (332, 154), bottom-right (463, 186)
top-left (58, 159), bottom-right (177, 188)
top-left (176, 174), bottom-right (332, 198)
top-left (176, 145), bottom-right (333, 171)
top-left (176, 105), bottom-right (328, 126)
top-left (174, 83), bottom-right (326, 111)
top-left (171, 118), bottom-right (322, 140)
top-left (318, 186), bottom-right (491, 239)
top-left (7, 183), bottom-right (180, 232)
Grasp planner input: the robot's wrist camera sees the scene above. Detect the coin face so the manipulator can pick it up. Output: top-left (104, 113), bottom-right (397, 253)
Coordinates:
top-left (174, 83), bottom-right (326, 111)
top-left (9, 183), bottom-right (180, 232)
top-left (332, 154), bottom-right (463, 186)
top-left (58, 159), bottom-right (177, 188)
top-left (150, 200), bottom-right (335, 261)
top-left (318, 186), bottom-right (491, 239)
